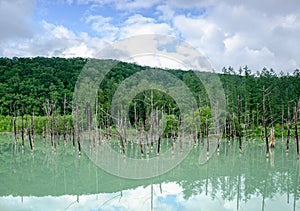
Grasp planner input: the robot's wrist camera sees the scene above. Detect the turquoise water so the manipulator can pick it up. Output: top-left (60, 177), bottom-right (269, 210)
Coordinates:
top-left (0, 135), bottom-right (299, 211)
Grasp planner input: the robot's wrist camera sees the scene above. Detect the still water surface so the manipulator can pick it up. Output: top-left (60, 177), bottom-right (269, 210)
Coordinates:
top-left (0, 135), bottom-right (299, 211)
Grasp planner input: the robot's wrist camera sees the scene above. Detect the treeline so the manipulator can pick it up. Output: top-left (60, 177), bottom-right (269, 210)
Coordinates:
top-left (0, 57), bottom-right (299, 140)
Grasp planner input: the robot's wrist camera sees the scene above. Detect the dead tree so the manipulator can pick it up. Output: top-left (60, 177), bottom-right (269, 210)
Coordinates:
top-left (13, 115), bottom-right (17, 143)
top-left (263, 86), bottom-right (269, 157)
top-left (75, 103), bottom-right (81, 155)
top-left (294, 102), bottom-right (299, 157)
top-left (282, 104), bottom-right (284, 141)
top-left (237, 96), bottom-right (242, 151)
top-left (198, 96), bottom-right (203, 143)
top-left (51, 103), bottom-right (56, 150)
top-left (270, 127), bottom-right (275, 148)
top-left (27, 116), bottom-right (33, 151)
top-left (287, 101), bottom-right (291, 152)
top-left (55, 115), bottom-right (59, 145)
top-left (252, 112), bottom-right (255, 140)
top-left (206, 115), bottom-right (209, 155)
top-left (232, 112), bottom-right (236, 140)
top-left (139, 122), bottom-right (144, 156)
top-left (31, 111), bottom-right (35, 148)
top-left (157, 136), bottom-right (161, 155)
top-left (178, 116), bottom-right (182, 151)
top-left (63, 94), bottom-right (67, 144)
top-left (117, 114), bottom-right (126, 155)
top-left (72, 125), bottom-right (75, 147)
top-left (21, 98), bottom-right (24, 150)
top-left (44, 99), bottom-right (51, 142)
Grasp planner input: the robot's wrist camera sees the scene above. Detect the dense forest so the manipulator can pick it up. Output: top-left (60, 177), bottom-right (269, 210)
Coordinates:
top-left (0, 57), bottom-right (299, 144)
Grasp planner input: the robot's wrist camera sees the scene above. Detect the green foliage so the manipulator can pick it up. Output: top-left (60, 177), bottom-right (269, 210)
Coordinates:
top-left (0, 114), bottom-right (73, 134)
top-left (0, 58), bottom-right (299, 137)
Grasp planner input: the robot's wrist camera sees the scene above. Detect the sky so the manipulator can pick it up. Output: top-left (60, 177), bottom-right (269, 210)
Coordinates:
top-left (0, 0), bottom-right (300, 73)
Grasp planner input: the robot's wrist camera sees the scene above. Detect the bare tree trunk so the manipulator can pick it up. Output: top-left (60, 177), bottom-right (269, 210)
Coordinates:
top-left (198, 96), bottom-right (203, 143)
top-left (56, 115), bottom-right (59, 145)
top-left (206, 115), bottom-right (209, 155)
top-left (178, 117), bottom-right (182, 151)
top-left (21, 100), bottom-right (24, 151)
top-left (72, 125), bottom-right (75, 147)
top-left (287, 102), bottom-right (291, 152)
top-left (294, 102), bottom-right (299, 157)
top-left (237, 96), bottom-right (242, 151)
top-left (227, 112), bottom-right (231, 141)
top-left (13, 115), bottom-right (17, 143)
top-left (252, 112), bottom-right (255, 140)
top-left (31, 111), bottom-right (35, 149)
top-left (270, 127), bottom-right (275, 148)
top-left (157, 136), bottom-right (161, 155)
top-left (151, 107), bottom-right (155, 149)
top-left (63, 94), bottom-right (67, 144)
top-left (246, 113), bottom-right (250, 140)
top-left (51, 104), bottom-right (55, 151)
top-left (134, 101), bottom-right (138, 143)
top-left (192, 104), bottom-right (196, 145)
top-left (75, 104), bottom-right (81, 155)
top-left (27, 116), bottom-right (33, 151)
top-left (139, 120), bottom-right (144, 156)
top-left (282, 104), bottom-right (284, 141)
top-left (117, 114), bottom-right (126, 155)
top-left (45, 99), bottom-right (51, 143)
top-left (263, 87), bottom-right (269, 158)
top-left (124, 115), bottom-right (127, 144)
top-left (232, 112), bottom-right (236, 140)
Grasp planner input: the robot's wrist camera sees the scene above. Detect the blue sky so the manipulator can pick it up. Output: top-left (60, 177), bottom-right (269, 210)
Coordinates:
top-left (1, 0), bottom-right (300, 73)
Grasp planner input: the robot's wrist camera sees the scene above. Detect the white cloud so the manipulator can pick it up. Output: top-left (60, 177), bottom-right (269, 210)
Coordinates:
top-left (0, 0), bottom-right (35, 41)
top-left (166, 0), bottom-right (214, 9)
top-left (85, 15), bottom-right (118, 41)
top-left (119, 14), bottom-right (174, 38)
top-left (156, 4), bottom-right (175, 21)
top-left (173, 15), bottom-right (225, 70)
top-left (0, 21), bottom-right (109, 58)
top-left (78, 0), bottom-right (161, 10)
top-left (167, 1), bottom-right (300, 72)
top-left (66, 0), bottom-right (73, 5)
top-left (1, 0), bottom-right (300, 72)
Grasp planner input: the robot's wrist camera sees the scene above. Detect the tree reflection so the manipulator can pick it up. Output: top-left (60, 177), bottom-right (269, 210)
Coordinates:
top-left (0, 138), bottom-right (299, 210)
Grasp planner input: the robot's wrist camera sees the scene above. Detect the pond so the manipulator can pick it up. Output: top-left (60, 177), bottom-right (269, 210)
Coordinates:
top-left (0, 134), bottom-right (299, 211)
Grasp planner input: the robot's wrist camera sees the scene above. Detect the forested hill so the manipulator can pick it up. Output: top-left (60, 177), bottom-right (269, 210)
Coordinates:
top-left (0, 57), bottom-right (299, 124)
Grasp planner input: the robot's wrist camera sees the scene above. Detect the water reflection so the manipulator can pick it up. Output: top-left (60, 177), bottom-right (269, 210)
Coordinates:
top-left (0, 137), bottom-right (299, 211)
